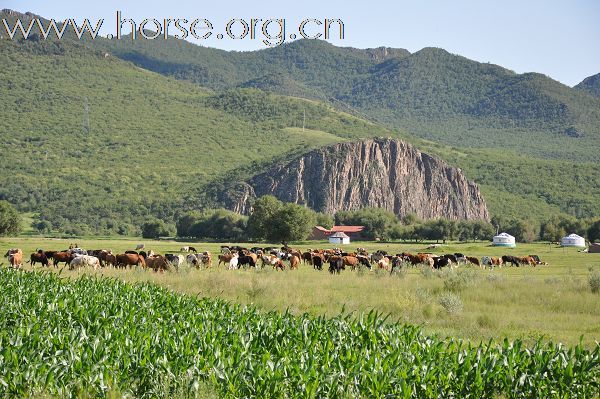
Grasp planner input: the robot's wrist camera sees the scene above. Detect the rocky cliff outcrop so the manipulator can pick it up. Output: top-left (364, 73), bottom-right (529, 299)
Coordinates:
top-left (226, 138), bottom-right (489, 221)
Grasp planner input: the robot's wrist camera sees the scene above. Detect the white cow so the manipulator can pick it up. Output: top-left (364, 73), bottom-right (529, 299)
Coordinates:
top-left (228, 253), bottom-right (239, 270)
top-left (186, 253), bottom-right (200, 267)
top-left (69, 255), bottom-right (100, 270)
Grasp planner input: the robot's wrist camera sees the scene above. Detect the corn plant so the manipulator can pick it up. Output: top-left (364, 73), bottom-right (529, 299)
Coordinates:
top-left (0, 269), bottom-right (598, 398)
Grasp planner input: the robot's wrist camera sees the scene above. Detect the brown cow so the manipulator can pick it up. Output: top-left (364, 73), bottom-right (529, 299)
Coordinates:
top-left (377, 257), bottom-right (390, 270)
top-left (342, 256), bottom-right (359, 271)
top-left (53, 251), bottom-right (73, 268)
top-left (301, 251), bottom-right (313, 265)
top-left (5, 249), bottom-right (23, 268)
top-left (491, 257), bottom-right (503, 268)
top-left (201, 251), bottom-right (212, 268)
top-left (520, 256), bottom-right (536, 266)
top-left (116, 253), bottom-right (146, 268)
top-left (146, 255), bottom-right (170, 272)
top-left (466, 256), bottom-right (480, 267)
top-left (290, 255), bottom-right (300, 270)
top-left (218, 253), bottom-right (234, 267)
top-left (28, 251), bottom-right (49, 267)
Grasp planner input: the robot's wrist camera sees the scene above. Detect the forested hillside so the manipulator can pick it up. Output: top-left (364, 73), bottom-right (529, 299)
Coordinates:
top-left (575, 73), bottom-right (600, 98)
top-left (1, 9), bottom-right (599, 235)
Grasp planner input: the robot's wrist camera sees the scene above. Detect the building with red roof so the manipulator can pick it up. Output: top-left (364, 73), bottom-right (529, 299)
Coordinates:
top-left (310, 225), bottom-right (366, 241)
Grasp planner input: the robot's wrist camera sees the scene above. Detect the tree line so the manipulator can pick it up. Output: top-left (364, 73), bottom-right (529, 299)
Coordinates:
top-left (2, 197), bottom-right (600, 244)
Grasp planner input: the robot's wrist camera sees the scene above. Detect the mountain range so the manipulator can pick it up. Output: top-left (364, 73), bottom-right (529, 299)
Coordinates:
top-left (1, 9), bottom-right (598, 235)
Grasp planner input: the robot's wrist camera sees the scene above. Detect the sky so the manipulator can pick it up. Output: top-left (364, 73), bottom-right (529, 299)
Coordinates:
top-left (2, 0), bottom-right (599, 86)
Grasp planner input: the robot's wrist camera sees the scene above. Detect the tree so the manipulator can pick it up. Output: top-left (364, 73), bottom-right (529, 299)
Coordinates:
top-left (335, 208), bottom-right (399, 240)
top-left (268, 203), bottom-right (316, 243)
top-left (247, 196), bottom-right (283, 240)
top-left (189, 209), bottom-right (247, 241)
top-left (176, 211), bottom-right (202, 237)
top-left (0, 201), bottom-right (21, 237)
top-left (588, 219), bottom-right (600, 243)
top-left (504, 218), bottom-right (539, 243)
top-left (315, 212), bottom-right (333, 229)
top-left (142, 219), bottom-right (176, 239)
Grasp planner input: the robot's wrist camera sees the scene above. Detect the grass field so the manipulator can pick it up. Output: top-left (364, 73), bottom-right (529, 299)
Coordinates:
top-left (2, 237), bottom-right (599, 348)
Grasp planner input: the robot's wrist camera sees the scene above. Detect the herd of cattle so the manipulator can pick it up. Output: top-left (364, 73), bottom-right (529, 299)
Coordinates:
top-left (3, 244), bottom-right (547, 274)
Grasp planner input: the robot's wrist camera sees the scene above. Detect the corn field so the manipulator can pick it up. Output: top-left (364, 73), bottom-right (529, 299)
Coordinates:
top-left (0, 269), bottom-right (598, 398)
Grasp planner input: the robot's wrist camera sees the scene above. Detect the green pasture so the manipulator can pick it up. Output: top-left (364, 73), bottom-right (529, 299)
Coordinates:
top-left (2, 237), bottom-right (598, 347)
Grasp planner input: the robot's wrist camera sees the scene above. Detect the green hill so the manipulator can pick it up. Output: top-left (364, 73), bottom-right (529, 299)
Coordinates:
top-left (575, 73), bottom-right (600, 98)
top-left (1, 9), bottom-right (599, 234)
top-left (0, 37), bottom-right (392, 235)
top-left (83, 35), bottom-right (600, 162)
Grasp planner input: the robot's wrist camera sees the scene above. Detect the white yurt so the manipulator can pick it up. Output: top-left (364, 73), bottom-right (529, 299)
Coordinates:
top-left (561, 233), bottom-right (586, 247)
top-left (492, 232), bottom-right (516, 247)
top-left (329, 232), bottom-right (350, 245)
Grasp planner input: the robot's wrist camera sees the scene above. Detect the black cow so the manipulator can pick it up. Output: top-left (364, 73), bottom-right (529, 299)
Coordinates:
top-left (238, 255), bottom-right (256, 268)
top-left (389, 256), bottom-right (404, 274)
top-left (328, 257), bottom-right (344, 274)
top-left (443, 254), bottom-right (458, 264)
top-left (312, 255), bottom-right (323, 271)
top-left (502, 255), bottom-right (521, 267)
top-left (433, 257), bottom-right (452, 269)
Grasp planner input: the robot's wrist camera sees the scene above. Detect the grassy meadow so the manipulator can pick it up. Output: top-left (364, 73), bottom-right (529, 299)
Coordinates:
top-left (2, 236), bottom-right (599, 347)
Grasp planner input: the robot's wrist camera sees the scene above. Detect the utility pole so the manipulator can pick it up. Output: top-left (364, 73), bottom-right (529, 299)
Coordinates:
top-left (302, 108), bottom-right (306, 132)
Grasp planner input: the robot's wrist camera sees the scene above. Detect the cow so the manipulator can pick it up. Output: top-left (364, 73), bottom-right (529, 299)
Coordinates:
top-left (146, 255), bottom-right (170, 272)
top-left (311, 254), bottom-right (324, 270)
top-left (356, 255), bottom-right (371, 269)
top-left (520, 256), bottom-right (536, 266)
top-left (218, 253), bottom-right (234, 267)
top-left (528, 255), bottom-right (547, 266)
top-left (97, 250), bottom-right (115, 267)
top-left (70, 247), bottom-right (87, 256)
top-left (69, 255), bottom-right (101, 270)
top-left (188, 246), bottom-right (198, 253)
top-left (377, 257), bottom-right (390, 271)
top-left (186, 253), bottom-right (200, 268)
top-left (239, 254), bottom-right (256, 268)
top-left (301, 251), bottom-right (313, 265)
top-left (502, 255), bottom-right (521, 267)
top-left (454, 253), bottom-right (467, 264)
top-left (466, 256), bottom-right (480, 267)
top-left (135, 244), bottom-right (145, 250)
top-left (228, 253), bottom-right (239, 270)
top-left (201, 251), bottom-right (212, 268)
top-left (442, 254), bottom-right (458, 264)
top-left (116, 253), bottom-right (146, 268)
top-left (52, 251), bottom-right (73, 268)
top-left (5, 249), bottom-right (23, 268)
top-left (433, 256), bottom-right (452, 269)
top-left (165, 254), bottom-right (184, 270)
top-left (342, 256), bottom-right (359, 271)
top-left (328, 256), bottom-right (345, 274)
top-left (491, 257), bottom-right (503, 268)
top-left (44, 250), bottom-right (57, 260)
top-left (28, 251), bottom-right (49, 267)
top-left (389, 256), bottom-right (404, 274)
top-left (290, 255), bottom-right (300, 270)
top-left (180, 246), bottom-right (190, 252)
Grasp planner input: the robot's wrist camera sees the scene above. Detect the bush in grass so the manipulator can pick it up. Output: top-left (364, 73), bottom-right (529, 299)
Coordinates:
top-left (589, 272), bottom-right (600, 294)
top-left (419, 265), bottom-right (434, 279)
top-left (390, 265), bottom-right (407, 279)
top-left (442, 269), bottom-right (478, 292)
top-left (439, 292), bottom-right (463, 314)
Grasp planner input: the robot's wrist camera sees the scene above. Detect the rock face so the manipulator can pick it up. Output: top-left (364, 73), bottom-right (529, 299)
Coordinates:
top-left (228, 138), bottom-right (489, 221)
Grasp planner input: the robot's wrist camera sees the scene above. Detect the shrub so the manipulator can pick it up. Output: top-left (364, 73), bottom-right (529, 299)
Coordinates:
top-left (589, 272), bottom-right (600, 294)
top-left (439, 292), bottom-right (463, 314)
top-left (442, 269), bottom-right (478, 292)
